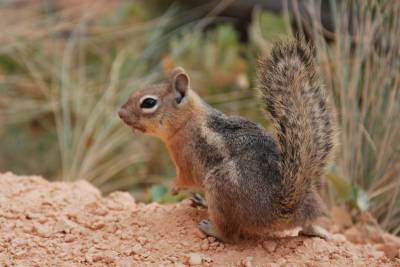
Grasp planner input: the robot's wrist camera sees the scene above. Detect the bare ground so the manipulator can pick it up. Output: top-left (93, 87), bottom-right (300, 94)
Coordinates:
top-left (0, 172), bottom-right (399, 266)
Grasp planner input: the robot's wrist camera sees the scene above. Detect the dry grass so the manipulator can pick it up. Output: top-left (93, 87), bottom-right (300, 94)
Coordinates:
top-left (0, 1), bottom-right (175, 191)
top-left (0, 1), bottom-right (256, 197)
top-left (291, 0), bottom-right (400, 234)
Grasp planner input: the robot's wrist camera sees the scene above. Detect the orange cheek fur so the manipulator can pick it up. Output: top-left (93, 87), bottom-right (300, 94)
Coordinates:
top-left (165, 100), bottom-right (207, 188)
top-left (134, 91), bottom-right (207, 189)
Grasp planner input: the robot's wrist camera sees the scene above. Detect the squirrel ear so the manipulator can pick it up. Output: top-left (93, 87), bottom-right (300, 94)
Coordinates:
top-left (170, 67), bottom-right (190, 104)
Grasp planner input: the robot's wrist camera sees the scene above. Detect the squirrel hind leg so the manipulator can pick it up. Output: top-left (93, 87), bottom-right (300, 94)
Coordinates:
top-left (198, 207), bottom-right (241, 242)
top-left (198, 219), bottom-right (225, 241)
top-left (299, 224), bottom-right (332, 241)
top-left (197, 218), bottom-right (240, 243)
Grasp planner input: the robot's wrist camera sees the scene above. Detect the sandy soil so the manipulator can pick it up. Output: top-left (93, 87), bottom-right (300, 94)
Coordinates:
top-left (0, 172), bottom-right (399, 266)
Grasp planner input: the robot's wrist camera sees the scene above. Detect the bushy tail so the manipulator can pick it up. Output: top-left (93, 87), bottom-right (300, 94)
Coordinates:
top-left (257, 39), bottom-right (336, 209)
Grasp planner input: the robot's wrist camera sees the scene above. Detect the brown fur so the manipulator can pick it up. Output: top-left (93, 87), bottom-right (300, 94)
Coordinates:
top-left (257, 38), bottom-right (337, 211)
top-left (118, 39), bottom-right (337, 242)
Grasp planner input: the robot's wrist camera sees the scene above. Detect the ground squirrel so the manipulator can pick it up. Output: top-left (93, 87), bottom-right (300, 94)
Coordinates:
top-left (118, 39), bottom-right (337, 242)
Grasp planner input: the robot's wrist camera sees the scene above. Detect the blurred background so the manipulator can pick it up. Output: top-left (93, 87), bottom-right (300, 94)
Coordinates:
top-left (0, 0), bottom-right (399, 235)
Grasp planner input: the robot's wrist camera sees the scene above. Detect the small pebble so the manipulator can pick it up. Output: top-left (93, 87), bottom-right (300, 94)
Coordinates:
top-left (187, 253), bottom-right (203, 265)
top-left (207, 237), bottom-right (216, 243)
top-left (332, 234), bottom-right (346, 243)
top-left (200, 242), bottom-right (209, 251)
top-left (168, 256), bottom-right (178, 263)
top-left (210, 242), bottom-right (219, 247)
top-left (240, 257), bottom-right (253, 267)
top-left (131, 244), bottom-right (144, 255)
top-left (38, 216), bottom-right (48, 224)
top-left (194, 229), bottom-right (207, 239)
top-left (377, 243), bottom-right (400, 259)
top-left (34, 223), bottom-right (51, 238)
top-left (216, 246), bottom-right (223, 252)
top-left (287, 240), bottom-right (299, 249)
top-left (344, 227), bottom-right (364, 244)
top-left (203, 256), bottom-right (213, 263)
top-left (137, 236), bottom-right (148, 245)
top-left (90, 222), bottom-right (105, 230)
top-left (22, 225), bottom-right (33, 233)
top-left (263, 240), bottom-right (277, 253)
top-left (64, 234), bottom-right (76, 243)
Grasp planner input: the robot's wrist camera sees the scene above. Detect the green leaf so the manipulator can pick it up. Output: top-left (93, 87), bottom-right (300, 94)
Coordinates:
top-left (326, 173), bottom-right (352, 201)
top-left (351, 185), bottom-right (370, 212)
top-left (148, 184), bottom-right (168, 202)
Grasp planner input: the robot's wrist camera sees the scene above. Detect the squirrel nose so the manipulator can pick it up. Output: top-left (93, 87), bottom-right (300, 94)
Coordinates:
top-left (118, 108), bottom-right (128, 120)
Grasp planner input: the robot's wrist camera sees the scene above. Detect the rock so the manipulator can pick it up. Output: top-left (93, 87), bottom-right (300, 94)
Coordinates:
top-left (263, 240), bottom-right (277, 253)
top-left (37, 216), bottom-right (48, 224)
top-left (200, 239), bottom-right (209, 250)
top-left (207, 237), bottom-right (216, 243)
top-left (194, 228), bottom-right (207, 239)
top-left (332, 234), bottom-right (347, 243)
top-left (22, 224), bottom-right (33, 234)
top-left (106, 191), bottom-right (135, 210)
top-left (369, 249), bottom-right (385, 258)
top-left (115, 258), bottom-right (136, 267)
top-left (54, 217), bottom-right (75, 233)
top-left (131, 244), bottom-right (144, 255)
top-left (216, 246), bottom-right (224, 252)
top-left (203, 256), bottom-right (213, 263)
top-left (137, 236), bottom-right (148, 245)
top-left (344, 227), bottom-right (365, 244)
top-left (90, 221), bottom-right (105, 230)
top-left (167, 255), bottom-right (178, 263)
top-left (287, 240), bottom-right (299, 249)
top-left (239, 257), bottom-right (253, 267)
top-left (187, 253), bottom-right (203, 265)
top-left (180, 229), bottom-right (187, 235)
top-left (34, 223), bottom-right (51, 238)
top-left (106, 224), bottom-right (118, 234)
top-left (64, 234), bottom-right (76, 243)
top-left (377, 243), bottom-right (400, 259)
top-left (120, 230), bottom-right (133, 240)
top-left (85, 202), bottom-right (108, 216)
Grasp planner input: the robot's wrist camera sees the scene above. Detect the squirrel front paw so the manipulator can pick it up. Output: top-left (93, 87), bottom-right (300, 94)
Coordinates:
top-left (190, 192), bottom-right (207, 208)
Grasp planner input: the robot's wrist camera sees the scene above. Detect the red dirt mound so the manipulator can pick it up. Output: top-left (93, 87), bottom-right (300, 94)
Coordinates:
top-left (0, 172), bottom-right (399, 266)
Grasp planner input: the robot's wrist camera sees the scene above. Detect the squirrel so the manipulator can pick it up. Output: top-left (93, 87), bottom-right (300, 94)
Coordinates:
top-left (118, 39), bottom-right (337, 242)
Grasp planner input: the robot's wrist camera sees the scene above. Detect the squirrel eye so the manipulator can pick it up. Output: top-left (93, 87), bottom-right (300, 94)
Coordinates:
top-left (140, 97), bottom-right (157, 109)
top-left (139, 95), bottom-right (160, 114)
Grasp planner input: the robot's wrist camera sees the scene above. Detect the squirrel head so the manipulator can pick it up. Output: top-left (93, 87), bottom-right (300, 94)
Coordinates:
top-left (118, 67), bottom-right (202, 140)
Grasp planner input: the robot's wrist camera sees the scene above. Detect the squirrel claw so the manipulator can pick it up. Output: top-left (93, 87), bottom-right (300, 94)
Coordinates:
top-left (190, 192), bottom-right (208, 208)
top-left (299, 224), bottom-right (332, 241)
